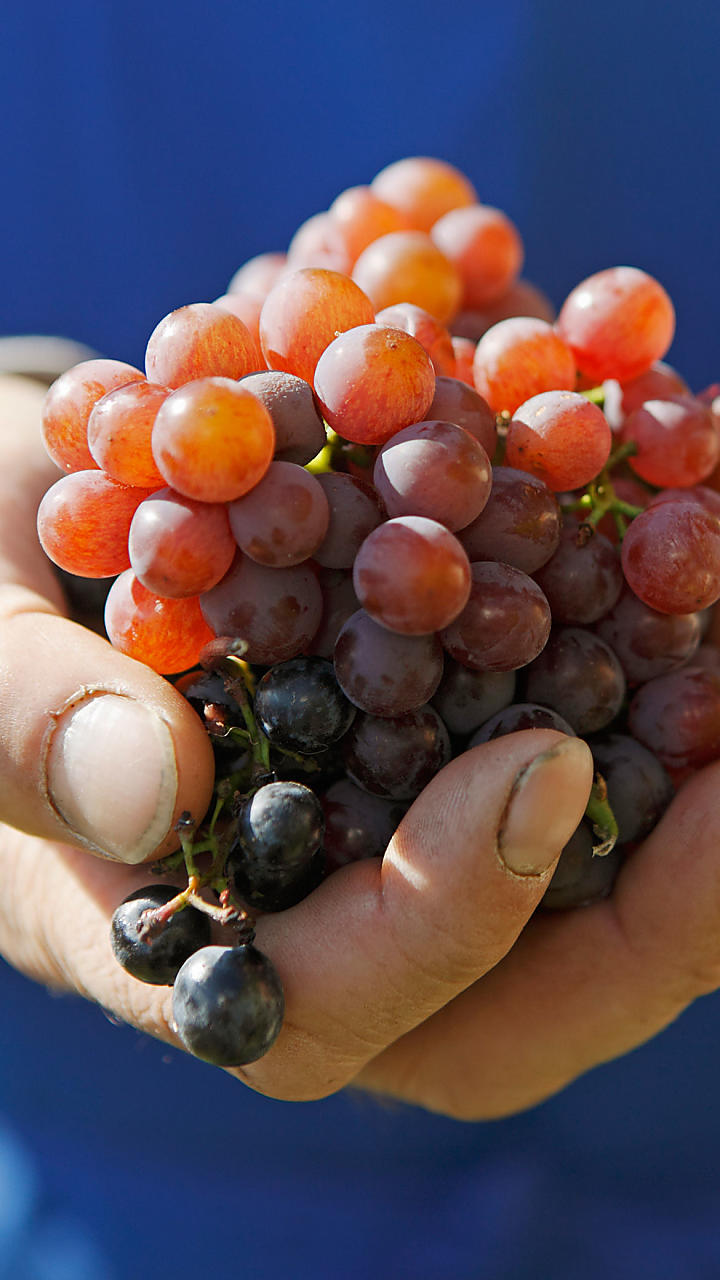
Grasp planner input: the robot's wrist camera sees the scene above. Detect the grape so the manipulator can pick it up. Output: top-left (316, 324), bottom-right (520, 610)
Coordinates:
top-left (468, 702), bottom-right (576, 744)
top-left (87, 380), bottom-right (169, 488)
top-left (374, 302), bottom-right (455, 375)
top-left (352, 230), bottom-right (462, 324)
top-left (111, 886), bottom-right (211, 985)
top-left (214, 291), bottom-right (264, 350)
top-left (306, 568), bottom-right (360, 659)
top-left (128, 488), bottom-right (236, 597)
top-left (151, 377), bottom-right (275, 503)
top-left (620, 395), bottom-right (719, 488)
top-left (426, 376), bottom-right (497, 456)
top-left (334, 610), bottom-right (444, 716)
top-left (200, 554), bottom-right (323, 665)
top-left (254, 657), bottom-right (356, 753)
top-left (373, 420), bottom-right (492, 531)
top-left (228, 781), bottom-right (325, 911)
top-left (628, 667), bottom-right (720, 770)
top-left (105, 570), bottom-right (214, 674)
top-left (533, 523), bottom-right (623, 624)
top-left (595, 587), bottom-right (702, 684)
top-left (343, 705), bottom-right (451, 800)
top-left (370, 156), bottom-right (477, 232)
top-left (450, 337), bottom-right (476, 386)
top-left (441, 562), bottom-right (552, 672)
top-left (259, 267), bottom-right (375, 383)
top-left (452, 278), bottom-right (555, 340)
top-left (321, 778), bottom-right (406, 872)
top-left (506, 391), bottom-right (612, 492)
top-left (37, 471), bottom-right (154, 577)
top-left (620, 500), bottom-right (720, 614)
top-left (286, 211), bottom-right (352, 274)
top-left (227, 462), bottom-right (329, 567)
top-left (312, 474), bottom-right (383, 570)
top-left (458, 466), bottom-right (561, 573)
top-left (602, 360), bottom-right (689, 430)
top-left (313, 323), bottom-right (436, 447)
top-left (172, 944), bottom-right (284, 1066)
top-left (431, 660), bottom-right (516, 736)
top-left (145, 302), bottom-right (263, 387)
top-left (472, 317), bottom-right (576, 415)
top-left (555, 266), bottom-right (676, 384)
top-left (353, 516), bottom-right (471, 635)
top-left (41, 358), bottom-right (145, 474)
top-left (589, 733), bottom-right (673, 844)
top-left (226, 251), bottom-right (287, 300)
top-left (239, 370), bottom-right (327, 465)
top-left (540, 823), bottom-right (623, 912)
top-left (524, 628), bottom-right (626, 735)
top-left (430, 203), bottom-right (524, 309)
top-left (328, 185), bottom-right (411, 264)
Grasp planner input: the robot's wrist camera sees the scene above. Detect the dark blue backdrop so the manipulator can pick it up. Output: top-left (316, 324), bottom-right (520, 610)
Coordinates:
top-left (2, 3), bottom-right (720, 1277)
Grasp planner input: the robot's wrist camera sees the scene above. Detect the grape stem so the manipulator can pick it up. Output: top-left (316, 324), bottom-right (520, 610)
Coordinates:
top-left (585, 773), bottom-right (619, 857)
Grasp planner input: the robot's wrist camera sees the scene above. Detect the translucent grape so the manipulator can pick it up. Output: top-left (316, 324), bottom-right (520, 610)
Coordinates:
top-left (145, 302), bottom-right (263, 387)
top-left (505, 391), bottom-right (612, 492)
top-left (227, 462), bottom-right (329, 567)
top-left (370, 156), bottom-right (477, 232)
top-left (128, 488), bottom-right (236, 597)
top-left (555, 266), bottom-right (676, 384)
top-left (440, 561), bottom-right (551, 672)
top-left (353, 516), bottom-right (471, 635)
top-left (87, 380), bottom-right (169, 488)
top-left (42, 359), bottom-right (144, 473)
top-left (430, 204), bottom-right (524, 309)
top-left (620, 500), bottom-right (720, 614)
top-left (472, 317), bottom-right (576, 415)
top-left (426, 376), bottom-right (497, 456)
top-left (259, 267), bottom-right (375, 384)
top-left (352, 230), bottom-right (462, 324)
top-left (105, 571), bottom-right (214, 673)
top-left (373, 420), bottom-right (492, 530)
top-left (37, 471), bottom-right (153, 577)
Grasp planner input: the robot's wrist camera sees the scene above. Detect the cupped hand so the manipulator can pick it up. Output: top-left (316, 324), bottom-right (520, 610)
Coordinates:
top-left (2, 372), bottom-right (718, 1121)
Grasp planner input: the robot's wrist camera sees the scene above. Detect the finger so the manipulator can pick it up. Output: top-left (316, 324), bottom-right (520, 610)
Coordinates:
top-left (245, 730), bottom-right (593, 1098)
top-left (355, 761), bottom-right (720, 1119)
top-left (0, 375), bottom-right (215, 863)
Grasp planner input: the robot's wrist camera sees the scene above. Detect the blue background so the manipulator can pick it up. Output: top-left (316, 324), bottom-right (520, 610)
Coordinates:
top-left (2, 1), bottom-right (720, 1276)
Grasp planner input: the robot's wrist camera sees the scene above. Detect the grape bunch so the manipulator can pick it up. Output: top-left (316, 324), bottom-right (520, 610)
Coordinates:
top-left (37, 155), bottom-right (720, 1068)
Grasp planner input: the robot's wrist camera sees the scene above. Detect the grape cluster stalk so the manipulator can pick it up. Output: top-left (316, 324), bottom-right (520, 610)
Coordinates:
top-left (37, 155), bottom-right (720, 1068)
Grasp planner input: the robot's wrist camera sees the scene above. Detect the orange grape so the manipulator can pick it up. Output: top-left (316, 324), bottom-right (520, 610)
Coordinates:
top-left (450, 336), bottom-right (476, 386)
top-left (259, 267), bottom-right (375, 384)
top-left (313, 323), bottom-right (436, 446)
top-left (472, 317), bottom-right (576, 414)
top-left (226, 251), bottom-right (287, 299)
top-left (370, 156), bottom-right (477, 232)
top-left (328, 185), bottom-right (411, 264)
top-left (431, 204), bottom-right (524, 309)
top-left (37, 471), bottom-right (154, 577)
top-left (555, 265), bottom-right (676, 384)
top-left (286, 211), bottom-right (352, 274)
top-left (214, 291), bottom-right (264, 352)
top-left (145, 302), bottom-right (263, 388)
top-left (352, 230), bottom-right (462, 324)
top-left (128, 488), bottom-right (236, 597)
top-left (151, 377), bottom-right (275, 502)
top-left (452, 277), bottom-right (555, 341)
top-left (374, 302), bottom-right (455, 375)
top-left (105, 570), bottom-right (214, 674)
top-left (87, 381), bottom-right (169, 488)
top-left (42, 359), bottom-right (144, 473)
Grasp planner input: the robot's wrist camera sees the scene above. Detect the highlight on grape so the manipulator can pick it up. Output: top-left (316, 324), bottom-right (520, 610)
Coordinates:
top-left (37, 153), bottom-right (720, 1068)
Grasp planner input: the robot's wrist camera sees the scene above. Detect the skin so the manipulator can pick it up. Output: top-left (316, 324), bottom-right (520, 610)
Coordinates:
top-left (2, 372), bottom-right (720, 1120)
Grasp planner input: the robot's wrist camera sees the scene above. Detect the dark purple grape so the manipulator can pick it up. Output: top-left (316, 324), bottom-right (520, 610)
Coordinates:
top-left (588, 733), bottom-right (674, 844)
top-left (524, 628), bottom-right (626, 735)
top-left (254, 657), bottom-right (356, 753)
top-left (321, 778), bottom-right (407, 872)
top-left (172, 944), bottom-right (284, 1066)
top-left (539, 822), bottom-right (623, 911)
top-left (228, 781), bottom-right (325, 911)
top-left (440, 561), bottom-right (551, 672)
top-left (431, 659), bottom-right (516, 736)
top-left (110, 886), bottom-right (211, 986)
top-left (334, 610), bottom-right (444, 716)
top-left (468, 702), bottom-right (576, 745)
top-left (533, 522), bottom-right (623, 624)
top-left (342, 705), bottom-right (451, 800)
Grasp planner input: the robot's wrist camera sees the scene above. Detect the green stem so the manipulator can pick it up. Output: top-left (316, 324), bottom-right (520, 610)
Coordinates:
top-left (585, 774), bottom-right (619, 857)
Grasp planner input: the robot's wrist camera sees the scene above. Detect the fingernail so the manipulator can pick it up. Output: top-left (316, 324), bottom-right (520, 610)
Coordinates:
top-left (497, 737), bottom-right (594, 876)
top-left (45, 693), bottom-right (178, 863)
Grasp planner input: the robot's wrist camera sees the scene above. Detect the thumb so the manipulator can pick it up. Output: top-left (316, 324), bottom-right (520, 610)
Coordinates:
top-left (244, 729), bottom-right (594, 1099)
top-left (0, 374), bottom-right (214, 863)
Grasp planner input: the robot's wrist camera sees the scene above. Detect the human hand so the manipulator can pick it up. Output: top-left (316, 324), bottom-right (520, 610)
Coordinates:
top-left (2, 371), bottom-right (718, 1121)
